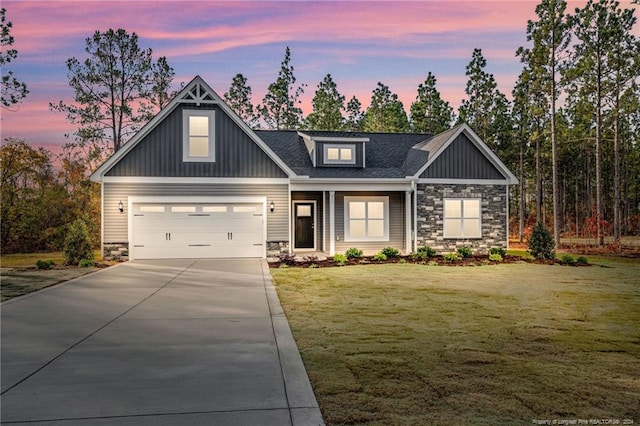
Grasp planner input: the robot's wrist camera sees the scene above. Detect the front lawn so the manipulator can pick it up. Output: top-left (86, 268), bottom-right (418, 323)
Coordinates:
top-left (272, 262), bottom-right (640, 425)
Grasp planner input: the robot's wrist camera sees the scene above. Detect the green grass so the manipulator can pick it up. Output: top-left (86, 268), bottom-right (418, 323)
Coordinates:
top-left (0, 250), bottom-right (102, 268)
top-left (272, 261), bottom-right (640, 425)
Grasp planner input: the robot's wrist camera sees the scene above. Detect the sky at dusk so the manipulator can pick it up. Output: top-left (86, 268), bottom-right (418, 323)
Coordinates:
top-left (2, 0), bottom-right (639, 153)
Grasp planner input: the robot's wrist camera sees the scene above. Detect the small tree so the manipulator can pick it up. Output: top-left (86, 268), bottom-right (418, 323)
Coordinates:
top-left (64, 219), bottom-right (94, 265)
top-left (528, 221), bottom-right (556, 260)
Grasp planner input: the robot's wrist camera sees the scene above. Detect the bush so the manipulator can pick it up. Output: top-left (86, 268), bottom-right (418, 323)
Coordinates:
top-left (345, 247), bottom-right (363, 259)
top-left (78, 259), bottom-right (94, 268)
top-left (373, 252), bottom-right (387, 262)
top-left (333, 253), bottom-right (347, 266)
top-left (63, 219), bottom-right (94, 266)
top-left (576, 256), bottom-right (589, 265)
top-left (488, 253), bottom-right (503, 262)
top-left (309, 263), bottom-right (319, 269)
top-left (442, 252), bottom-right (461, 263)
top-left (528, 222), bottom-right (556, 260)
top-left (36, 259), bottom-right (54, 270)
top-left (457, 246), bottom-right (473, 258)
top-left (561, 254), bottom-right (575, 264)
top-left (417, 246), bottom-right (436, 257)
top-left (381, 247), bottom-right (399, 258)
top-left (489, 247), bottom-right (507, 257)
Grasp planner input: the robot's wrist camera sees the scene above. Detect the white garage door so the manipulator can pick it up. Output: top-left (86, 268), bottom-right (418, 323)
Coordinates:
top-left (131, 202), bottom-right (264, 259)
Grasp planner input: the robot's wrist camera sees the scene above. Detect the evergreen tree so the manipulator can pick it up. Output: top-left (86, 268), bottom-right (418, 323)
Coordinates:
top-left (344, 96), bottom-right (364, 132)
top-left (258, 47), bottom-right (305, 130)
top-left (224, 73), bottom-right (258, 128)
top-left (1, 8), bottom-right (28, 108)
top-left (410, 72), bottom-right (453, 134)
top-left (304, 74), bottom-right (345, 130)
top-left (362, 82), bottom-right (409, 133)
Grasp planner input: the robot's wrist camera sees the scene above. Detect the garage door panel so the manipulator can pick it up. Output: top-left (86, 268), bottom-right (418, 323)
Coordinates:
top-left (131, 202), bottom-right (265, 260)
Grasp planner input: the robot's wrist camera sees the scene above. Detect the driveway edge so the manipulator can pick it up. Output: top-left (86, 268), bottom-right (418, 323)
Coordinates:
top-left (261, 260), bottom-right (325, 426)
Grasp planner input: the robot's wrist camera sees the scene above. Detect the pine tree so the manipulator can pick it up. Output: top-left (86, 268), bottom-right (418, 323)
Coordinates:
top-left (1, 8), bottom-right (28, 108)
top-left (304, 74), bottom-right (345, 130)
top-left (409, 72), bottom-right (453, 134)
top-left (344, 96), bottom-right (364, 132)
top-left (224, 73), bottom-right (258, 128)
top-left (362, 82), bottom-right (409, 133)
top-left (258, 47), bottom-right (305, 130)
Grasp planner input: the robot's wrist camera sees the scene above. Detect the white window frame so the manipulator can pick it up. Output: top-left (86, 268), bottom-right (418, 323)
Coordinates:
top-left (344, 196), bottom-right (389, 242)
top-left (324, 144), bottom-right (356, 165)
top-left (443, 198), bottom-right (482, 239)
top-left (183, 109), bottom-right (215, 162)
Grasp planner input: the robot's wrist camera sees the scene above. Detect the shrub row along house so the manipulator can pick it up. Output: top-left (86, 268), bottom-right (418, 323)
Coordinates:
top-left (90, 76), bottom-right (518, 261)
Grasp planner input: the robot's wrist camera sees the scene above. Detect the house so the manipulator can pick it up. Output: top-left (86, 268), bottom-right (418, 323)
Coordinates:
top-left (90, 76), bottom-right (518, 261)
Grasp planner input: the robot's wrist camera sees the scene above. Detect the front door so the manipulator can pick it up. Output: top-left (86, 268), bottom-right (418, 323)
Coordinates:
top-left (294, 202), bottom-right (315, 250)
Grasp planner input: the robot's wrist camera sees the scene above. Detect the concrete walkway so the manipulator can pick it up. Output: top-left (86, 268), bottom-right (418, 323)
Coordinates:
top-left (1, 259), bottom-right (323, 425)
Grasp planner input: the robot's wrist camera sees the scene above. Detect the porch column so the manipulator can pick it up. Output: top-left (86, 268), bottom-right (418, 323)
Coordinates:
top-left (329, 191), bottom-right (335, 256)
top-left (405, 190), bottom-right (412, 254)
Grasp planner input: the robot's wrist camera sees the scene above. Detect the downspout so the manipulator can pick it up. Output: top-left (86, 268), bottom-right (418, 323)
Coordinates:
top-left (413, 180), bottom-right (418, 252)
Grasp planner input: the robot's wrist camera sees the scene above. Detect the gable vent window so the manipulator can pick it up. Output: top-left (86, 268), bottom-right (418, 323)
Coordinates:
top-left (443, 198), bottom-right (481, 238)
top-left (183, 109), bottom-right (215, 162)
top-left (324, 144), bottom-right (355, 165)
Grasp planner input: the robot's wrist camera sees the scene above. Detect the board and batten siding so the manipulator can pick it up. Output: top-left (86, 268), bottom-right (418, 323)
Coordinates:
top-left (103, 183), bottom-right (289, 243)
top-left (421, 133), bottom-right (505, 180)
top-left (332, 191), bottom-right (406, 255)
top-left (105, 105), bottom-right (287, 178)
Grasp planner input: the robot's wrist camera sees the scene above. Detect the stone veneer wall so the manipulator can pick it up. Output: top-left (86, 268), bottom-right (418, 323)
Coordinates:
top-left (103, 242), bottom-right (129, 261)
top-left (267, 240), bottom-right (289, 256)
top-left (416, 184), bottom-right (507, 254)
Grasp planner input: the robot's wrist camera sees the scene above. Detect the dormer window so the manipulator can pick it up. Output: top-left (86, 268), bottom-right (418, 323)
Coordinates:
top-left (325, 144), bottom-right (356, 164)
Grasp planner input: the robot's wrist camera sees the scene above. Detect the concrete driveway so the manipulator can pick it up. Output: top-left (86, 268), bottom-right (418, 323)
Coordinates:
top-left (1, 259), bottom-right (323, 425)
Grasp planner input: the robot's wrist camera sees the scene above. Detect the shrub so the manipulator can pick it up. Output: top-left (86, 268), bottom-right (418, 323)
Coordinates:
top-left (442, 252), bottom-right (461, 263)
top-left (333, 253), bottom-right (347, 266)
top-left (398, 258), bottom-right (407, 264)
top-left (528, 222), bottom-right (556, 260)
top-left (309, 263), bottom-right (319, 269)
top-left (489, 247), bottom-right (507, 257)
top-left (78, 259), bottom-right (94, 268)
top-left (576, 256), bottom-right (589, 265)
top-left (279, 263), bottom-right (289, 269)
top-left (417, 246), bottom-right (436, 257)
top-left (345, 247), bottom-right (363, 259)
top-left (488, 253), bottom-right (503, 262)
top-left (63, 219), bottom-right (94, 266)
top-left (427, 260), bottom-right (438, 266)
top-left (373, 252), bottom-right (387, 262)
top-left (457, 246), bottom-right (473, 258)
top-left (36, 259), bottom-right (53, 270)
top-left (381, 247), bottom-right (399, 258)
top-left (521, 253), bottom-right (535, 261)
top-left (561, 254), bottom-right (575, 264)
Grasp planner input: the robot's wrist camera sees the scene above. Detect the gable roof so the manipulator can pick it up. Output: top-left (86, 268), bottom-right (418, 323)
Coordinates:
top-left (90, 76), bottom-right (295, 181)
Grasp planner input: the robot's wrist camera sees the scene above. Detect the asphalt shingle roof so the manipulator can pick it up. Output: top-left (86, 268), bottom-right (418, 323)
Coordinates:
top-left (256, 130), bottom-right (434, 178)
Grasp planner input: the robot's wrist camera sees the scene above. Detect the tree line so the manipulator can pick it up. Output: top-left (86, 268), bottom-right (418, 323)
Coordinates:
top-left (2, 0), bottom-right (639, 254)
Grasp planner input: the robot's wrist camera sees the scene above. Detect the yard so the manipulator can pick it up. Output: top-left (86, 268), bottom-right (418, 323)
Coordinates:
top-left (272, 260), bottom-right (640, 425)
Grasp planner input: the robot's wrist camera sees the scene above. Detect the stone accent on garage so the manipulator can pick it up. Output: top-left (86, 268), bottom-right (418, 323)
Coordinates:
top-left (416, 184), bottom-right (507, 254)
top-left (103, 242), bottom-right (129, 261)
top-left (267, 240), bottom-right (290, 256)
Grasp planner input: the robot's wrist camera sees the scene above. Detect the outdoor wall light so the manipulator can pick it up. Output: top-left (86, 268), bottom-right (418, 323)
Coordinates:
top-left (270, 201), bottom-right (275, 213)
top-left (118, 200), bottom-right (124, 213)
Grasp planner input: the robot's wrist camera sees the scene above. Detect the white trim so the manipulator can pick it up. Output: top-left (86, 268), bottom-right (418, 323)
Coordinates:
top-left (127, 195), bottom-right (267, 261)
top-left (90, 76), bottom-right (295, 182)
top-left (413, 185), bottom-right (418, 251)
top-left (323, 144), bottom-right (356, 165)
top-left (182, 109), bottom-right (216, 162)
top-left (290, 181), bottom-right (412, 192)
top-left (292, 200), bottom-right (317, 251)
top-left (412, 124), bottom-right (518, 184)
top-left (405, 190), bottom-right (412, 254)
top-left (101, 176), bottom-right (290, 184)
top-left (417, 178), bottom-right (510, 185)
top-left (329, 191), bottom-right (335, 256)
top-left (298, 132), bottom-right (369, 143)
top-left (506, 185), bottom-right (510, 250)
top-left (100, 184), bottom-right (105, 258)
top-left (322, 191), bottom-right (326, 252)
top-left (344, 196), bottom-right (390, 243)
top-left (287, 182), bottom-right (292, 255)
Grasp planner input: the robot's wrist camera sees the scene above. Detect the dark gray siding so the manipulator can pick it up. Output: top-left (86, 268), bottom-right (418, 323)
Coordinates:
top-left (103, 183), bottom-right (289, 243)
top-left (291, 191), bottom-right (324, 251)
top-left (106, 105), bottom-right (287, 178)
top-left (421, 134), bottom-right (505, 179)
top-left (315, 141), bottom-right (364, 168)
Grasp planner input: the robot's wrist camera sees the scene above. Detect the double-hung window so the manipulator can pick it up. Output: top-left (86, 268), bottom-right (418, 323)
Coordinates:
top-left (443, 198), bottom-right (481, 238)
top-left (183, 109), bottom-right (215, 162)
top-left (344, 196), bottom-right (389, 241)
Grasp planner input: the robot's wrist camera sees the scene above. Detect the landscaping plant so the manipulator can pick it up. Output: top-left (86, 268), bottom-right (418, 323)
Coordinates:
top-left (457, 246), bottom-right (473, 258)
top-left (333, 253), bottom-right (347, 266)
top-left (488, 253), bottom-right (503, 262)
top-left (442, 252), bottom-right (461, 263)
top-left (345, 247), bottom-right (363, 259)
top-left (489, 247), bottom-right (506, 257)
top-left (63, 219), bottom-right (94, 266)
top-left (528, 221), bottom-right (556, 260)
top-left (373, 252), bottom-right (387, 262)
top-left (576, 256), bottom-right (589, 265)
top-left (381, 247), bottom-right (399, 258)
top-left (561, 254), bottom-right (575, 264)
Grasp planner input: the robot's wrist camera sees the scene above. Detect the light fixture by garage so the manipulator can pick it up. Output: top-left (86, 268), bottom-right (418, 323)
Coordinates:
top-left (269, 201), bottom-right (275, 212)
top-left (118, 200), bottom-right (124, 213)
